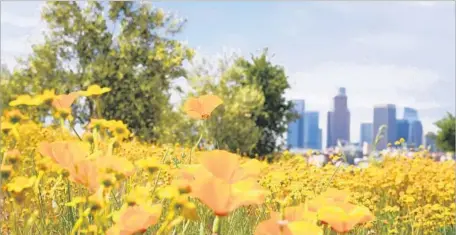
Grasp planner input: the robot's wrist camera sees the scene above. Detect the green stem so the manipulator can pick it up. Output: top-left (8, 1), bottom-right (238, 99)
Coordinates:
top-left (181, 220), bottom-right (190, 235)
top-left (212, 215), bottom-right (221, 235)
top-left (190, 133), bottom-right (203, 164)
top-left (67, 181), bottom-right (75, 226)
top-left (94, 98), bottom-right (102, 119)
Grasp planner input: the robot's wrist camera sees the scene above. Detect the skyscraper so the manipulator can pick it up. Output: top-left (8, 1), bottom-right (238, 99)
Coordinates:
top-left (403, 107), bottom-right (418, 122)
top-left (424, 132), bottom-right (437, 152)
top-left (304, 111), bottom-right (322, 150)
top-left (373, 104), bottom-right (397, 150)
top-left (408, 120), bottom-right (423, 147)
top-left (396, 119), bottom-right (409, 142)
top-left (360, 123), bottom-right (373, 145)
top-left (326, 88), bottom-right (350, 148)
top-left (287, 100), bottom-right (305, 149)
top-left (403, 107), bottom-right (423, 148)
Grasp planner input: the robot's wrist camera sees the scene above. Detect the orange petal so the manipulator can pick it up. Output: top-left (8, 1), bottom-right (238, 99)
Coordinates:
top-left (199, 94), bottom-right (223, 115)
top-left (254, 219), bottom-right (284, 235)
top-left (52, 92), bottom-right (79, 109)
top-left (183, 97), bottom-right (203, 119)
top-left (190, 177), bottom-right (232, 216)
top-left (199, 150), bottom-right (240, 183)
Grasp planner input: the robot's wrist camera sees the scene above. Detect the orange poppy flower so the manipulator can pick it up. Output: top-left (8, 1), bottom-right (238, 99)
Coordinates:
top-left (107, 204), bottom-right (162, 235)
top-left (317, 203), bottom-right (374, 233)
top-left (190, 177), bottom-right (265, 216)
top-left (308, 188), bottom-right (350, 212)
top-left (197, 150), bottom-right (261, 184)
top-left (183, 94), bottom-right (223, 120)
top-left (38, 141), bottom-right (100, 192)
top-left (69, 159), bottom-right (100, 192)
top-left (52, 92), bottom-right (79, 110)
top-left (198, 150), bottom-right (241, 182)
top-left (255, 205), bottom-right (322, 235)
top-left (38, 141), bottom-right (88, 170)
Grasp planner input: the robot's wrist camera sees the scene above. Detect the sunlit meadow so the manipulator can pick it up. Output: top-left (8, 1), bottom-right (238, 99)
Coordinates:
top-left (0, 86), bottom-right (455, 235)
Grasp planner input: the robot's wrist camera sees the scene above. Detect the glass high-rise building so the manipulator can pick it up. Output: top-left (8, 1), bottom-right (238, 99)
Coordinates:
top-left (408, 120), bottom-right (423, 147)
top-left (373, 104), bottom-right (397, 150)
top-left (360, 123), bottom-right (373, 145)
top-left (402, 107), bottom-right (423, 148)
top-left (396, 119), bottom-right (409, 143)
top-left (287, 100), bottom-right (305, 149)
top-left (403, 107), bottom-right (418, 122)
top-left (304, 111), bottom-right (322, 150)
top-left (326, 88), bottom-right (350, 148)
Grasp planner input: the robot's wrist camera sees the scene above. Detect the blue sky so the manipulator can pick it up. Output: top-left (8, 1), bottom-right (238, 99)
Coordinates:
top-left (1, 1), bottom-right (455, 144)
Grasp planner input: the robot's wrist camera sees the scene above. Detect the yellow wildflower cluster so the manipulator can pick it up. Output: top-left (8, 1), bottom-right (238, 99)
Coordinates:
top-left (0, 88), bottom-right (454, 235)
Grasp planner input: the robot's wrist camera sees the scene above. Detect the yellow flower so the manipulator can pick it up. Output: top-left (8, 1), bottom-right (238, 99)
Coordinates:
top-left (79, 84), bottom-right (111, 97)
top-left (87, 118), bottom-right (109, 130)
top-left (107, 120), bottom-right (131, 141)
top-left (7, 176), bottom-right (37, 193)
top-left (88, 188), bottom-right (106, 211)
top-left (136, 158), bottom-right (165, 174)
top-left (126, 186), bottom-right (150, 206)
top-left (0, 164), bottom-right (13, 179)
top-left (3, 110), bottom-right (27, 124)
top-left (37, 89), bottom-right (56, 105)
top-left (9, 95), bottom-right (42, 106)
top-left (1, 121), bottom-right (14, 134)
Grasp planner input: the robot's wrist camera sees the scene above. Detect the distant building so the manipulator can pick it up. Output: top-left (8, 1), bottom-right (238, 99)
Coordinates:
top-left (403, 107), bottom-right (418, 122)
top-left (424, 132), bottom-right (437, 152)
top-left (287, 100), bottom-right (305, 149)
top-left (409, 120), bottom-right (423, 147)
top-left (304, 111), bottom-right (322, 150)
top-left (360, 123), bottom-right (373, 145)
top-left (326, 88), bottom-right (350, 148)
top-left (396, 119), bottom-right (409, 143)
top-left (373, 104), bottom-right (397, 150)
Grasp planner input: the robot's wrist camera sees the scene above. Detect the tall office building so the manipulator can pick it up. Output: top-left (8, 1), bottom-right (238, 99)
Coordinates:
top-left (403, 107), bottom-right (418, 122)
top-left (326, 88), bottom-right (350, 148)
top-left (360, 123), bottom-right (373, 145)
top-left (409, 120), bottom-right (423, 147)
top-left (424, 132), bottom-right (437, 152)
top-left (373, 104), bottom-right (397, 150)
top-left (396, 119), bottom-right (409, 142)
top-left (287, 100), bottom-right (305, 149)
top-left (304, 111), bottom-right (322, 150)
top-left (403, 107), bottom-right (423, 148)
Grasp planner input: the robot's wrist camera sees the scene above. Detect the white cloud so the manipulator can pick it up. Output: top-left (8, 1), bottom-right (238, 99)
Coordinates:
top-left (413, 2), bottom-right (437, 7)
top-left (352, 33), bottom-right (418, 51)
top-left (1, 11), bottom-right (40, 28)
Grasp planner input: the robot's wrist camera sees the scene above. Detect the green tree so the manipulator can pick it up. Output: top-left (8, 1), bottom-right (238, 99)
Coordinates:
top-left (8, 1), bottom-right (194, 141)
top-left (1, 64), bottom-right (12, 110)
top-left (434, 112), bottom-right (455, 152)
top-left (236, 49), bottom-right (297, 156)
top-left (185, 53), bottom-right (265, 154)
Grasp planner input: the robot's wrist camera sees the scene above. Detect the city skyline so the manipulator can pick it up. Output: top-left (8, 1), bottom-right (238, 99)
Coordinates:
top-left (1, 1), bottom-right (454, 145)
top-left (288, 94), bottom-right (427, 149)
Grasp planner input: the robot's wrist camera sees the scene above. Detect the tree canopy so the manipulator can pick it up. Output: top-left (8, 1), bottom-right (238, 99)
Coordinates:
top-left (236, 50), bottom-right (297, 156)
top-left (6, 1), bottom-right (194, 141)
top-left (434, 112), bottom-right (455, 152)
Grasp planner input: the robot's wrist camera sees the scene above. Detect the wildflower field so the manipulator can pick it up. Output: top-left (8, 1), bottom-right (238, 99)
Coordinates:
top-left (1, 86), bottom-right (455, 235)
